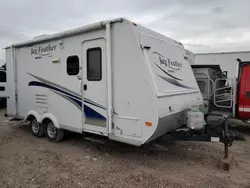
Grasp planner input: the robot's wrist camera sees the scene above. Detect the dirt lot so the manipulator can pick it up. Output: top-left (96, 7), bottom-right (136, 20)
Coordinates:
top-left (0, 110), bottom-right (250, 188)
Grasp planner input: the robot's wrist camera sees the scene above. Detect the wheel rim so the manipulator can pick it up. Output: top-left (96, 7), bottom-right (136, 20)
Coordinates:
top-left (31, 119), bottom-right (39, 134)
top-left (47, 122), bottom-right (56, 138)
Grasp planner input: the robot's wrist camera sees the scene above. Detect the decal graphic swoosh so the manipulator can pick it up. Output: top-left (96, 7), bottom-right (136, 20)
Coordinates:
top-left (54, 91), bottom-right (82, 111)
top-left (154, 63), bottom-right (183, 81)
top-left (153, 52), bottom-right (180, 71)
top-left (28, 73), bottom-right (81, 98)
top-left (157, 75), bottom-right (193, 89)
top-left (32, 52), bottom-right (53, 56)
top-left (28, 80), bottom-right (106, 120)
top-left (28, 73), bottom-right (106, 110)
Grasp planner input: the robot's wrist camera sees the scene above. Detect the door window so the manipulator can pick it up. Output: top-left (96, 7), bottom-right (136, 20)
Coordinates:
top-left (87, 48), bottom-right (102, 81)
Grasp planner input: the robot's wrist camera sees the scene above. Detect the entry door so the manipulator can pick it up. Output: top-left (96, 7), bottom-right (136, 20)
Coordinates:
top-left (81, 38), bottom-right (107, 132)
top-left (0, 71), bottom-right (7, 98)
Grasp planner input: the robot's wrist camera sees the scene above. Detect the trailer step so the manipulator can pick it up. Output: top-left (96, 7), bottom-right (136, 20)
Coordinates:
top-left (84, 136), bottom-right (107, 145)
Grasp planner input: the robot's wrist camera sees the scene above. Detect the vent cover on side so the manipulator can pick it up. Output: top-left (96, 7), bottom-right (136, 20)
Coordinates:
top-left (35, 93), bottom-right (48, 108)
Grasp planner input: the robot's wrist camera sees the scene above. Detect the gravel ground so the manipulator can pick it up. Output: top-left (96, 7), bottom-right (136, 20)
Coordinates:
top-left (0, 110), bottom-right (250, 188)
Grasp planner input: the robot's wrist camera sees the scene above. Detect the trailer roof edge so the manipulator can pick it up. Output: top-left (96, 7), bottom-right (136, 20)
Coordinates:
top-left (195, 50), bottom-right (250, 56)
top-left (7, 18), bottom-right (124, 48)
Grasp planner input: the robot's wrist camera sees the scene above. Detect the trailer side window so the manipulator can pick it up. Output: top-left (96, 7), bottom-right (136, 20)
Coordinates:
top-left (87, 48), bottom-right (102, 81)
top-left (67, 56), bottom-right (79, 75)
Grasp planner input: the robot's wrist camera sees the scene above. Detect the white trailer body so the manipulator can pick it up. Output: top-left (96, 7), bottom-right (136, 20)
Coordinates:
top-left (185, 50), bottom-right (195, 65)
top-left (6, 18), bottom-right (202, 146)
top-left (195, 51), bottom-right (250, 79)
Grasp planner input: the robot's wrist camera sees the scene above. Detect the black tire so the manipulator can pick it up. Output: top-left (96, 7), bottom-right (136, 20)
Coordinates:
top-left (30, 118), bottom-right (45, 137)
top-left (45, 120), bottom-right (64, 142)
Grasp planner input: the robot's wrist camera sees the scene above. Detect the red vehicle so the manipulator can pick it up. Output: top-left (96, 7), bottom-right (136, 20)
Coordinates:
top-left (236, 59), bottom-right (250, 120)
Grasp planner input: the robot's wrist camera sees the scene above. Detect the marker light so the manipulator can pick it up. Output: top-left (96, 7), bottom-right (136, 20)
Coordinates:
top-left (145, 122), bottom-right (152, 127)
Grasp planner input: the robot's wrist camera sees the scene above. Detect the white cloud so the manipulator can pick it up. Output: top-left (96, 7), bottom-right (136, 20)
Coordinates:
top-left (0, 0), bottom-right (249, 62)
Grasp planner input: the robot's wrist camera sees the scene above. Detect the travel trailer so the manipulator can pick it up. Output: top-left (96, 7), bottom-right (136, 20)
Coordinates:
top-left (192, 59), bottom-right (250, 122)
top-left (5, 18), bottom-right (241, 150)
top-left (5, 18), bottom-right (203, 145)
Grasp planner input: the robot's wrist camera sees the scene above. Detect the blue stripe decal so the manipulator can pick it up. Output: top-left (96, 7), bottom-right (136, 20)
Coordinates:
top-left (69, 95), bottom-right (106, 120)
top-left (29, 81), bottom-right (106, 120)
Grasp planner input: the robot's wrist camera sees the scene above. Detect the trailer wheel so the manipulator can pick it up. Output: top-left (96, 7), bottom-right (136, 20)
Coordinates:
top-left (45, 121), bottom-right (64, 142)
top-left (30, 118), bottom-right (45, 137)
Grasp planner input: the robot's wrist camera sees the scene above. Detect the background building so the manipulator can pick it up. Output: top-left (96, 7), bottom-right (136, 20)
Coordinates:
top-left (195, 51), bottom-right (250, 78)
